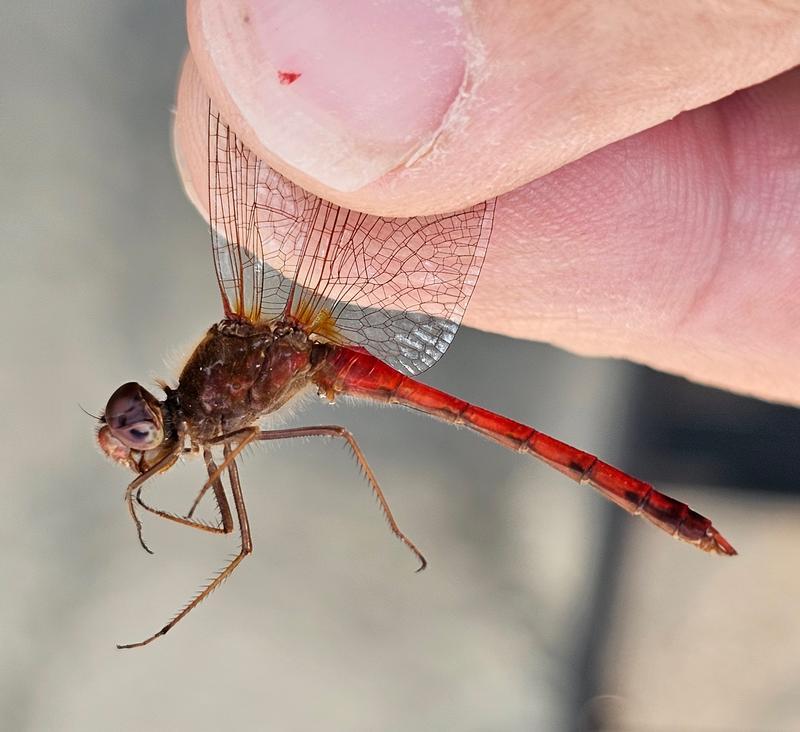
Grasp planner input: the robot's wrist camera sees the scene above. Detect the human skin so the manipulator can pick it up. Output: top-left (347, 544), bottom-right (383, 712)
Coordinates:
top-left (173, 0), bottom-right (800, 406)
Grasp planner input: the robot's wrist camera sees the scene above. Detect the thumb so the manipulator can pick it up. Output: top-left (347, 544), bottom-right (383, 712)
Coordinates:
top-left (183, 0), bottom-right (798, 215)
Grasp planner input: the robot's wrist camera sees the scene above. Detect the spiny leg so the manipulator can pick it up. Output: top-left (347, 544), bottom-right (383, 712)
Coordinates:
top-left (256, 425), bottom-right (426, 571)
top-left (118, 431), bottom-right (257, 650)
top-left (170, 427), bottom-right (265, 525)
top-left (135, 448), bottom-right (234, 536)
top-left (124, 451), bottom-right (181, 555)
top-left (185, 483), bottom-right (211, 520)
top-left (185, 448), bottom-right (228, 520)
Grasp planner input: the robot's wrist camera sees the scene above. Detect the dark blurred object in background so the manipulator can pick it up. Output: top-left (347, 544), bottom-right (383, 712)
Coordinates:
top-left (628, 367), bottom-right (800, 494)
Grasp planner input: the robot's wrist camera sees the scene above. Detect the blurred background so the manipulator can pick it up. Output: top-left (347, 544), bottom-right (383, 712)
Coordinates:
top-left (3, 3), bottom-right (799, 731)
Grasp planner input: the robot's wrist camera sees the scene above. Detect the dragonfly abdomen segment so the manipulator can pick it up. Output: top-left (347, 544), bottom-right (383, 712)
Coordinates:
top-left (319, 346), bottom-right (736, 557)
top-left (424, 400), bottom-right (734, 555)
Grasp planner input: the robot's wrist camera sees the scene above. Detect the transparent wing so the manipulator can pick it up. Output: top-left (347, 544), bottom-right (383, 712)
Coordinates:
top-left (208, 102), bottom-right (495, 376)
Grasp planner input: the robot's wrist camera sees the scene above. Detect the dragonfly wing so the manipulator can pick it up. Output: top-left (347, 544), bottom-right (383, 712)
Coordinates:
top-left (285, 201), bottom-right (495, 374)
top-left (207, 103), bottom-right (495, 375)
top-left (208, 103), bottom-right (315, 322)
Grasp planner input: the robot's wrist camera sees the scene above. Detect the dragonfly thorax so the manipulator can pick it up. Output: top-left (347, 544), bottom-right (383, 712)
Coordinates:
top-left (171, 319), bottom-right (327, 444)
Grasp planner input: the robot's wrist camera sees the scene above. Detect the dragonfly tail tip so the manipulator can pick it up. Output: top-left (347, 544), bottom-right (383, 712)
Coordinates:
top-left (708, 527), bottom-right (737, 557)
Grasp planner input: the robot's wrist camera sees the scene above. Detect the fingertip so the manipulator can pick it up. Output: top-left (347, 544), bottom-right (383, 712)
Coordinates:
top-left (187, 0), bottom-right (470, 198)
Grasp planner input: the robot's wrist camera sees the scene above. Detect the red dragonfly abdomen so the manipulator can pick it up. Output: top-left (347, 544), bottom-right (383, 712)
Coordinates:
top-left (316, 346), bottom-right (736, 556)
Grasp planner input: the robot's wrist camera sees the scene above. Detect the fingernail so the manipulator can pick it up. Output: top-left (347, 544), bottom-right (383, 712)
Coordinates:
top-left (195, 0), bottom-right (468, 191)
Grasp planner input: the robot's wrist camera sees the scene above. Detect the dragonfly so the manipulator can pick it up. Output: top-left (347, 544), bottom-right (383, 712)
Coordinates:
top-left (97, 101), bottom-right (736, 649)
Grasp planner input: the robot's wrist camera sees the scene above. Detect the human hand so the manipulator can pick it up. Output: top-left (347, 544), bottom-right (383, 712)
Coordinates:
top-left (173, 0), bottom-right (800, 405)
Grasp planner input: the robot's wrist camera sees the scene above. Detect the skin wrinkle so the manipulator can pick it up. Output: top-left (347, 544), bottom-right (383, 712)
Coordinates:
top-left (686, 86), bottom-right (800, 359)
top-left (670, 109), bottom-right (732, 337)
top-left (402, 4), bottom-right (483, 169)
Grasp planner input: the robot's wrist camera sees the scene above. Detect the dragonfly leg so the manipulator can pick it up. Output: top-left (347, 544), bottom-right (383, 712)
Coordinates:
top-left (135, 448), bottom-right (234, 536)
top-left (117, 431), bottom-right (256, 649)
top-left (255, 425), bottom-right (427, 572)
top-left (185, 459), bottom-right (214, 519)
top-left (172, 426), bottom-right (268, 524)
top-left (123, 450), bottom-right (181, 555)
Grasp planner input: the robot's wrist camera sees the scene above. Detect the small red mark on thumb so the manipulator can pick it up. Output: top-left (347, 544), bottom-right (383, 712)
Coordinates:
top-left (277, 70), bottom-right (301, 85)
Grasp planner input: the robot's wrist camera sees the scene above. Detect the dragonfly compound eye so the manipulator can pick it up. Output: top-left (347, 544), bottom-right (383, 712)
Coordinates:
top-left (101, 381), bottom-right (164, 451)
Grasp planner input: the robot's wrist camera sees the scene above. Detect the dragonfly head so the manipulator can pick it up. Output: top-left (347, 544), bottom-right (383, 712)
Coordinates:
top-left (97, 382), bottom-right (169, 473)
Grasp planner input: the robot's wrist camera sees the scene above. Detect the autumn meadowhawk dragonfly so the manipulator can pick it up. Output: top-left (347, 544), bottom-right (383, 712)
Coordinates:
top-left (96, 101), bottom-right (736, 649)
